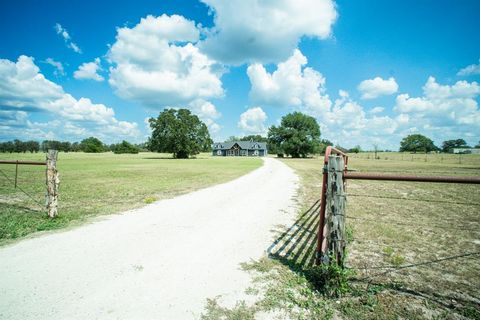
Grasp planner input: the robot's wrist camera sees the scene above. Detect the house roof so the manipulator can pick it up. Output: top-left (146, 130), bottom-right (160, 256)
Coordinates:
top-left (213, 141), bottom-right (267, 150)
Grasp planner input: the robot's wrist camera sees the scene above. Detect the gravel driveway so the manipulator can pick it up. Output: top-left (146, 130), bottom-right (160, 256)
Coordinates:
top-left (0, 157), bottom-right (298, 319)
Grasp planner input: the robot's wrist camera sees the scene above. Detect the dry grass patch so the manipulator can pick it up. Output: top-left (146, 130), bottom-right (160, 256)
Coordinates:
top-left (278, 153), bottom-right (480, 319)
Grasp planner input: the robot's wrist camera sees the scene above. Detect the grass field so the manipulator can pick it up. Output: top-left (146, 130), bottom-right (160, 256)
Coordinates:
top-left (0, 152), bottom-right (262, 244)
top-left (282, 153), bottom-right (480, 318)
top-left (204, 153), bottom-right (480, 319)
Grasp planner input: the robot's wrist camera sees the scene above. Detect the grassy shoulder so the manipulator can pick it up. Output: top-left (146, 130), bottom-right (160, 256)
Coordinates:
top-left (0, 152), bottom-right (262, 244)
top-left (279, 154), bottom-right (480, 319)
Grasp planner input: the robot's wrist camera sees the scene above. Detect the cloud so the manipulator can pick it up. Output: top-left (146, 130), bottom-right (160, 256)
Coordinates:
top-left (44, 58), bottom-right (65, 76)
top-left (238, 107), bottom-right (267, 134)
top-left (249, 50), bottom-right (479, 149)
top-left (457, 59), bottom-right (480, 76)
top-left (393, 76), bottom-right (480, 144)
top-left (74, 58), bottom-right (104, 81)
top-left (0, 55), bottom-right (139, 142)
top-left (188, 99), bottom-right (222, 134)
top-left (199, 0), bottom-right (337, 65)
top-left (247, 49), bottom-right (331, 114)
top-left (369, 106), bottom-right (385, 114)
top-left (54, 23), bottom-right (82, 53)
top-left (108, 14), bottom-right (224, 107)
top-left (357, 77), bottom-right (398, 99)
top-left (395, 76), bottom-right (480, 125)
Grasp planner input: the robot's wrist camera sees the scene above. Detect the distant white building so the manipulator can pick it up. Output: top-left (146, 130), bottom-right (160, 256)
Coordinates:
top-left (452, 148), bottom-right (480, 154)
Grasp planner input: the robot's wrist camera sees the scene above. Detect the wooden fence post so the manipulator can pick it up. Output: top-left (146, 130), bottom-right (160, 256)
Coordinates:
top-left (325, 155), bottom-right (347, 266)
top-left (46, 150), bottom-right (59, 218)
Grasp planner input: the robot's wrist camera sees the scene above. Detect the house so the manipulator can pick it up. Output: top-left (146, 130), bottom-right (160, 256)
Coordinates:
top-left (452, 148), bottom-right (480, 154)
top-left (212, 141), bottom-right (267, 157)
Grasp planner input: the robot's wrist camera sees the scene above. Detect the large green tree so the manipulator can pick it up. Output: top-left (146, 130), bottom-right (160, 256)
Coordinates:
top-left (268, 112), bottom-right (321, 158)
top-left (441, 139), bottom-right (468, 153)
top-left (399, 134), bottom-right (437, 153)
top-left (80, 137), bottom-right (106, 153)
top-left (148, 108), bottom-right (212, 158)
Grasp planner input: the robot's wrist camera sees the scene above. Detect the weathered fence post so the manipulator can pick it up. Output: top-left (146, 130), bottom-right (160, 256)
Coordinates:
top-left (325, 155), bottom-right (347, 266)
top-left (46, 150), bottom-right (59, 218)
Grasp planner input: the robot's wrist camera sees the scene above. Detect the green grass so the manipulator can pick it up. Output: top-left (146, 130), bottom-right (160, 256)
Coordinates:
top-left (276, 153), bottom-right (480, 319)
top-left (0, 152), bottom-right (262, 244)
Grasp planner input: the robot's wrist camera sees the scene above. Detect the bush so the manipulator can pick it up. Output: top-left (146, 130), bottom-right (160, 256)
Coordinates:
top-left (111, 141), bottom-right (140, 154)
top-left (80, 137), bottom-right (107, 153)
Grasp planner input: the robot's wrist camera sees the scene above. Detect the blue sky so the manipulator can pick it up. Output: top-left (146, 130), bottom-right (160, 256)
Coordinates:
top-left (1, 0), bottom-right (479, 149)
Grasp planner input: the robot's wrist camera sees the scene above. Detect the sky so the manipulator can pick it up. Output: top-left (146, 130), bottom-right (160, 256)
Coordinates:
top-left (1, 0), bottom-right (479, 150)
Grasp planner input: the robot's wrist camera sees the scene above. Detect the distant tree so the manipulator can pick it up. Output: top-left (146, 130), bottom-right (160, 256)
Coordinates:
top-left (441, 139), bottom-right (468, 153)
top-left (60, 141), bottom-right (71, 152)
top-left (317, 139), bottom-right (333, 154)
top-left (13, 139), bottom-right (27, 153)
top-left (226, 136), bottom-right (240, 142)
top-left (135, 142), bottom-right (149, 152)
top-left (349, 145), bottom-right (362, 154)
top-left (111, 141), bottom-right (140, 154)
top-left (373, 144), bottom-right (379, 159)
top-left (0, 141), bottom-right (15, 153)
top-left (399, 134), bottom-right (437, 153)
top-left (148, 108), bottom-right (212, 158)
top-left (41, 140), bottom-right (63, 152)
top-left (71, 142), bottom-right (81, 152)
top-left (80, 137), bottom-right (106, 153)
top-left (268, 112), bottom-right (321, 158)
top-left (25, 140), bottom-right (40, 153)
top-left (266, 126), bottom-right (283, 155)
top-left (476, 141), bottom-right (480, 148)
top-left (240, 135), bottom-right (267, 142)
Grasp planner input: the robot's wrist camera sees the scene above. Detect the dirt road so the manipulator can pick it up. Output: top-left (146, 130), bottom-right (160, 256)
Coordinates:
top-left (0, 157), bottom-right (298, 319)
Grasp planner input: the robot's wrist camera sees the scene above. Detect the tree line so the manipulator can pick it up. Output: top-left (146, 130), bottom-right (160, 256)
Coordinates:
top-left (3, 108), bottom-right (478, 158)
top-left (0, 138), bottom-right (147, 154)
top-left (399, 135), bottom-right (480, 153)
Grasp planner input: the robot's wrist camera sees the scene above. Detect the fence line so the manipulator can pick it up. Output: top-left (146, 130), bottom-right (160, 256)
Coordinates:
top-left (0, 167), bottom-right (45, 209)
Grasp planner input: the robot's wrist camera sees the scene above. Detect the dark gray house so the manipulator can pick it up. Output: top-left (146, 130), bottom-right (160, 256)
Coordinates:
top-left (212, 141), bottom-right (267, 157)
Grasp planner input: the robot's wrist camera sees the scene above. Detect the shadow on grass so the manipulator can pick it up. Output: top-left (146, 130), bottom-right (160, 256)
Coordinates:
top-left (267, 199), bottom-right (320, 270)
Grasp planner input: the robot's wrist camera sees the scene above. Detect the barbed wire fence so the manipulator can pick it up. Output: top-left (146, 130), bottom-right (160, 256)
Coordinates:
top-left (268, 147), bottom-right (480, 314)
top-left (0, 151), bottom-right (59, 217)
top-left (0, 163), bottom-right (46, 211)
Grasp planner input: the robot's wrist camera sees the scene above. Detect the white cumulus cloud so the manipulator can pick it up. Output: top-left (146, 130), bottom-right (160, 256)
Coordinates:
top-left (74, 58), bottom-right (104, 81)
top-left (199, 0), bottom-right (337, 64)
top-left (357, 76), bottom-right (398, 99)
top-left (0, 55), bottom-right (139, 141)
top-left (394, 76), bottom-right (480, 142)
top-left (247, 49), bottom-right (331, 114)
top-left (238, 107), bottom-right (267, 134)
top-left (457, 59), bottom-right (480, 76)
top-left (188, 99), bottom-right (222, 134)
top-left (108, 14), bottom-right (224, 107)
top-left (369, 106), bottom-right (385, 114)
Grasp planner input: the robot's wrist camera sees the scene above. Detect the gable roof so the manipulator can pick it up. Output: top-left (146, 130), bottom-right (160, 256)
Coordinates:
top-left (213, 141), bottom-right (267, 150)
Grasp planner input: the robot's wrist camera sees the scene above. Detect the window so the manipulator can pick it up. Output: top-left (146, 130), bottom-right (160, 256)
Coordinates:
top-left (217, 150), bottom-right (222, 156)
